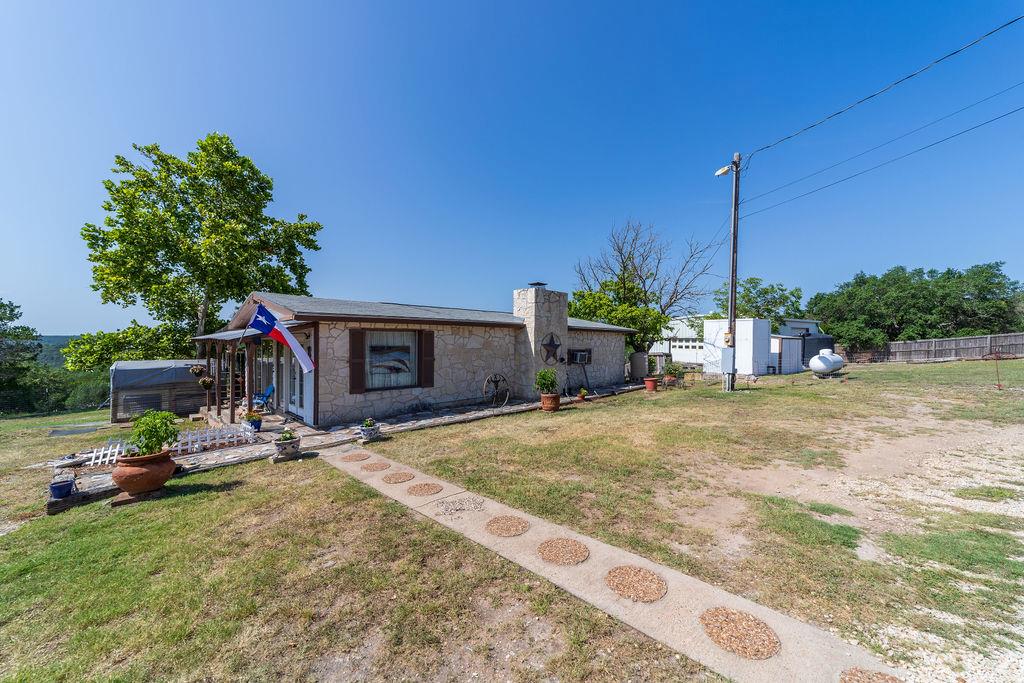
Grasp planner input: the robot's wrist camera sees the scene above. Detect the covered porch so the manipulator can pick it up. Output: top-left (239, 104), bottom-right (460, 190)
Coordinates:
top-left (193, 321), bottom-right (319, 427)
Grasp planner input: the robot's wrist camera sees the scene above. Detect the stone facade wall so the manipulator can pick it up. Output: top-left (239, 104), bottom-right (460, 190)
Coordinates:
top-left (309, 285), bottom-right (628, 427)
top-left (317, 321), bottom-right (518, 427)
top-left (511, 287), bottom-right (568, 397)
top-left (565, 329), bottom-right (627, 390)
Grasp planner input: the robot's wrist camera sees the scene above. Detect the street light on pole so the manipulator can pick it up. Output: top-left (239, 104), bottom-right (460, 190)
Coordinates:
top-left (715, 152), bottom-right (741, 392)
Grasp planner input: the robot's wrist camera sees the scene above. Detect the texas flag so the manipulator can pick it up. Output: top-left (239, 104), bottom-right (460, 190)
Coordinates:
top-left (249, 303), bottom-right (315, 373)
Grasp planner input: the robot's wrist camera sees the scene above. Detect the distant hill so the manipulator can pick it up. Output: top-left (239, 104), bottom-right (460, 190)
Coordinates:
top-left (37, 335), bottom-right (76, 367)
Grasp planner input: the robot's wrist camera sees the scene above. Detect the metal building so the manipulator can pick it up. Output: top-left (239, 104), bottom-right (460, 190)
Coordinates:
top-left (109, 360), bottom-right (207, 423)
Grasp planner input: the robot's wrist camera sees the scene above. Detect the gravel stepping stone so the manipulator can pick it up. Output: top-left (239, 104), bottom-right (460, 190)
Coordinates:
top-left (537, 537), bottom-right (590, 565)
top-left (382, 471), bottom-right (414, 484)
top-left (840, 669), bottom-right (903, 683)
top-left (699, 607), bottom-right (781, 660)
top-left (604, 565), bottom-right (667, 603)
top-left (360, 461), bottom-right (391, 472)
top-left (340, 452), bottom-right (371, 462)
top-left (485, 515), bottom-right (530, 537)
top-left (407, 482), bottom-right (443, 496)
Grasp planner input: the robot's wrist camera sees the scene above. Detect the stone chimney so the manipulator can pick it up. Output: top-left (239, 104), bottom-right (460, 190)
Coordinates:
top-left (513, 283), bottom-right (568, 397)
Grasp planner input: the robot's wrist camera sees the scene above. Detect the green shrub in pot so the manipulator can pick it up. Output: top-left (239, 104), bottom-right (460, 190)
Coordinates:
top-left (128, 410), bottom-right (179, 455)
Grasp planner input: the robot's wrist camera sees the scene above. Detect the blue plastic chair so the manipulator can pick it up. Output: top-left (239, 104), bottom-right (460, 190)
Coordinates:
top-left (252, 383), bottom-right (274, 409)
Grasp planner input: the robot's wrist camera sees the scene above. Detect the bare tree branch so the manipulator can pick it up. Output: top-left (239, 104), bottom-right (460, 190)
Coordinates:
top-left (575, 221), bottom-right (722, 319)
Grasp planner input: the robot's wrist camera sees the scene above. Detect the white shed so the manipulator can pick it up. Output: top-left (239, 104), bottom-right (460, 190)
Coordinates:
top-left (702, 318), bottom-right (772, 376)
top-left (770, 335), bottom-right (804, 374)
top-left (650, 318), bottom-right (704, 364)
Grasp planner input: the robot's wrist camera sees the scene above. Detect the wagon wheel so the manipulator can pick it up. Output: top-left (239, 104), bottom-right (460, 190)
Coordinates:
top-left (482, 373), bottom-right (511, 408)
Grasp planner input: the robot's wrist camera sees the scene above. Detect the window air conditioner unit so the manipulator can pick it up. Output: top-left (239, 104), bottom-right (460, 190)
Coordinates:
top-left (569, 349), bottom-right (592, 365)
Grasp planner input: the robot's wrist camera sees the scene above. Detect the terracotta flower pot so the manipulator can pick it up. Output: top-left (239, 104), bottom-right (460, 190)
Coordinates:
top-left (540, 393), bottom-right (560, 412)
top-left (111, 450), bottom-right (176, 495)
top-left (644, 377), bottom-right (659, 392)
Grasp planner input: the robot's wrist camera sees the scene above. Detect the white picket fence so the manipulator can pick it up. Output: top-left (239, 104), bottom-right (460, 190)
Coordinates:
top-left (85, 441), bottom-right (128, 466)
top-left (84, 425), bottom-right (257, 466)
top-left (170, 425), bottom-right (257, 455)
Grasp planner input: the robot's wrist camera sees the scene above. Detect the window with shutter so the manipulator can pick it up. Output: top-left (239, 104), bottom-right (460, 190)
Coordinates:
top-left (365, 330), bottom-right (418, 390)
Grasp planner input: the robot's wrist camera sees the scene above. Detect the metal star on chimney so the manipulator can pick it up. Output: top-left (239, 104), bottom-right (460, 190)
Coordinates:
top-left (541, 332), bottom-right (561, 365)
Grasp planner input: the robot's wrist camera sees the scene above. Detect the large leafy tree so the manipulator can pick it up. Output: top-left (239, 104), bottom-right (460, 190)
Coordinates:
top-left (0, 300), bottom-right (41, 411)
top-left (807, 263), bottom-right (1023, 351)
top-left (62, 322), bottom-right (196, 372)
top-left (571, 222), bottom-right (718, 352)
top-left (82, 132), bottom-right (323, 336)
top-left (706, 277), bottom-right (804, 333)
top-left (568, 278), bottom-right (671, 353)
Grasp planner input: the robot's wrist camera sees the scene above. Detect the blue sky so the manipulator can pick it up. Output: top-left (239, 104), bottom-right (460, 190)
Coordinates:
top-left (2, 1), bottom-right (1022, 334)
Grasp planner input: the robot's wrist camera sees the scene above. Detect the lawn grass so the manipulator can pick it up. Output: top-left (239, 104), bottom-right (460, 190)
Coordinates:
top-left (0, 409), bottom-right (121, 524)
top-left (3, 360), bottom-right (1021, 673)
top-left (0, 412), bottom-right (712, 681)
top-left (374, 360), bottom-right (1024, 657)
top-left (954, 485), bottom-right (1021, 502)
top-left (805, 501), bottom-right (853, 516)
top-left (754, 496), bottom-right (862, 548)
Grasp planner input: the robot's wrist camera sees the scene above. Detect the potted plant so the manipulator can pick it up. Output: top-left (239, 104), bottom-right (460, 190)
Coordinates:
top-left (198, 376), bottom-right (214, 390)
top-left (663, 361), bottom-right (683, 385)
top-left (273, 428), bottom-right (301, 461)
top-left (643, 376), bottom-right (659, 392)
top-left (577, 387), bottom-right (588, 403)
top-left (111, 410), bottom-right (180, 497)
top-left (359, 417), bottom-right (380, 441)
top-left (535, 369), bottom-right (560, 412)
top-left (189, 364), bottom-right (205, 377)
top-left (243, 409), bottom-right (262, 432)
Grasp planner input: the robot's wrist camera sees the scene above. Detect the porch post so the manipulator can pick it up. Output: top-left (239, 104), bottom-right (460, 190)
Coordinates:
top-left (204, 341), bottom-right (211, 412)
top-left (245, 340), bottom-right (256, 411)
top-left (273, 342), bottom-right (280, 412)
top-left (228, 343), bottom-right (237, 424)
top-left (312, 323), bottom-right (319, 427)
top-left (214, 342), bottom-right (223, 417)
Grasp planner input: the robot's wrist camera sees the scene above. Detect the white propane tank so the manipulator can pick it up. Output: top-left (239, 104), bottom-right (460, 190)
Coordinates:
top-left (809, 349), bottom-right (844, 375)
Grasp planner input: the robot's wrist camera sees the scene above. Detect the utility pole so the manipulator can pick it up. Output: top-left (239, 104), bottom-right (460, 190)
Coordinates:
top-left (716, 152), bottom-right (741, 392)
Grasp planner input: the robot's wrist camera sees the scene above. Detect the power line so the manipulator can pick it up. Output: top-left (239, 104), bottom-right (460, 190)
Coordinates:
top-left (745, 15), bottom-right (1024, 162)
top-left (742, 79), bottom-right (1024, 204)
top-left (741, 103), bottom-right (1024, 219)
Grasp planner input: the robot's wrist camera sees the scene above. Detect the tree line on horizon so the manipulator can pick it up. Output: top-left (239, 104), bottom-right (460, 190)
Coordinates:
top-left (565, 223), bottom-right (1022, 354)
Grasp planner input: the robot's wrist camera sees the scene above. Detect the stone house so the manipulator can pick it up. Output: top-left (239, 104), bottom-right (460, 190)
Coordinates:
top-left (194, 283), bottom-right (633, 428)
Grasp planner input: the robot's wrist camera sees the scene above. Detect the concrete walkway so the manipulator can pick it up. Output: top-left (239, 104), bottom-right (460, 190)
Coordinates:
top-left (320, 444), bottom-right (903, 683)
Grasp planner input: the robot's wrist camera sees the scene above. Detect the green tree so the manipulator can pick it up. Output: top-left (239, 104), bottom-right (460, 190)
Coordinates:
top-left (82, 132), bottom-right (323, 337)
top-left (568, 281), bottom-right (671, 353)
top-left (707, 277), bottom-right (804, 332)
top-left (0, 300), bottom-right (40, 412)
top-left (572, 222), bottom-right (718, 352)
top-left (19, 364), bottom-right (73, 413)
top-left (806, 263), bottom-right (1023, 351)
top-left (62, 322), bottom-right (196, 372)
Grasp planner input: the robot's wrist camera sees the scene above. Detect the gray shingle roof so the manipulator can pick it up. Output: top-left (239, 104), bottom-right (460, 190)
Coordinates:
top-left (565, 317), bottom-right (636, 333)
top-left (250, 292), bottom-right (635, 333)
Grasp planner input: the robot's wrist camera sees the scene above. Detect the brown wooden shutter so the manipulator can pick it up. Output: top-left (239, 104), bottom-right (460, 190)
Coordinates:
top-left (349, 329), bottom-right (366, 394)
top-left (418, 331), bottom-right (435, 388)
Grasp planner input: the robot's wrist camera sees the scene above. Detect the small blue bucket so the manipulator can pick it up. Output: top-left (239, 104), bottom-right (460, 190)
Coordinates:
top-left (49, 479), bottom-right (77, 499)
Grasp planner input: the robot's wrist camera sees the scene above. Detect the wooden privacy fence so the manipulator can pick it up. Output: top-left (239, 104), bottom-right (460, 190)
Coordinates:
top-left (884, 332), bottom-right (1024, 362)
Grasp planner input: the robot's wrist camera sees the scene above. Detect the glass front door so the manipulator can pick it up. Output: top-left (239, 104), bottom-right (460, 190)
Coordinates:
top-left (285, 337), bottom-right (314, 423)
